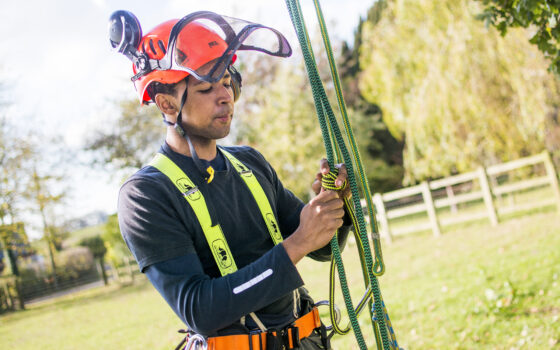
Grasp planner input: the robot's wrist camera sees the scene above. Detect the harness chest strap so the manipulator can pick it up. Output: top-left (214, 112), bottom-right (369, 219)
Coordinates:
top-left (148, 150), bottom-right (283, 276)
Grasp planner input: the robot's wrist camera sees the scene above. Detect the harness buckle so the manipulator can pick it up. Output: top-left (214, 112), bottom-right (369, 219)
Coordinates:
top-left (265, 330), bottom-right (283, 350)
top-left (249, 330), bottom-right (264, 350)
top-left (286, 326), bottom-right (300, 349)
top-left (184, 186), bottom-right (199, 197)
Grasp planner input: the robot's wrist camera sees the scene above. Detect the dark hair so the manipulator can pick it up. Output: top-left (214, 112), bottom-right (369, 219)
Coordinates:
top-left (145, 79), bottom-right (185, 104)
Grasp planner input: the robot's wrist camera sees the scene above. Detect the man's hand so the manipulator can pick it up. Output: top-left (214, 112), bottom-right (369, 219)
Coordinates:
top-left (282, 159), bottom-right (352, 265)
top-left (282, 190), bottom-right (345, 264)
top-left (311, 158), bottom-right (351, 199)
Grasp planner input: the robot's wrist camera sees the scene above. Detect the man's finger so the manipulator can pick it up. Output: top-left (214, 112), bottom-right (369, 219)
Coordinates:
top-left (311, 177), bottom-right (322, 195)
top-left (335, 163), bottom-right (348, 188)
top-left (315, 189), bottom-right (339, 202)
top-left (320, 158), bottom-right (330, 175)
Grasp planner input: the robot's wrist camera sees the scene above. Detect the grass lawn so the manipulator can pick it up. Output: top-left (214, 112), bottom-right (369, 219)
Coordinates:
top-left (1, 210), bottom-right (558, 349)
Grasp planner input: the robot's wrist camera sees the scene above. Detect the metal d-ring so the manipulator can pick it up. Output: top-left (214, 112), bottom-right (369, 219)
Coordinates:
top-left (315, 300), bottom-right (341, 331)
top-left (184, 334), bottom-right (207, 350)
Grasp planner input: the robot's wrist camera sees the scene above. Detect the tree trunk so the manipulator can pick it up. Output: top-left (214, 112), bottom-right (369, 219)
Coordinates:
top-left (98, 258), bottom-right (108, 286)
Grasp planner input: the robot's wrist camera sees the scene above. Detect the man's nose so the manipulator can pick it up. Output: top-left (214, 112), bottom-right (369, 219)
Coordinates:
top-left (218, 83), bottom-right (234, 103)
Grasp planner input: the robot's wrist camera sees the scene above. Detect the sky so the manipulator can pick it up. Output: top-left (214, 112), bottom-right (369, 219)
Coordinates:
top-left (0, 0), bottom-right (372, 235)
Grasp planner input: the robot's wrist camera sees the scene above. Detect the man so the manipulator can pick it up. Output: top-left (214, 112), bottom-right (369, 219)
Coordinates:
top-left (114, 11), bottom-right (351, 349)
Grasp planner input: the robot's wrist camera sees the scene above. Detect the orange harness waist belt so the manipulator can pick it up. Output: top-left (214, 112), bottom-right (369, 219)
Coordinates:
top-left (206, 307), bottom-right (322, 350)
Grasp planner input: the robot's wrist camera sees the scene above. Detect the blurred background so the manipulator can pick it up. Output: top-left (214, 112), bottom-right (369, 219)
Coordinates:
top-left (0, 0), bottom-right (559, 349)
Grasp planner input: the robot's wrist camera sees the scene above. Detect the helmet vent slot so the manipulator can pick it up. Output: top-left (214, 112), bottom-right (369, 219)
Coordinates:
top-left (149, 39), bottom-right (157, 56)
top-left (158, 40), bottom-right (167, 54)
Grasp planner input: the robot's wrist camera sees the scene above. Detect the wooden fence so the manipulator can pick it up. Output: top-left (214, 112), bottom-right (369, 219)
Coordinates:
top-left (0, 275), bottom-right (24, 312)
top-left (107, 256), bottom-right (141, 285)
top-left (372, 151), bottom-right (560, 242)
top-left (0, 256), bottom-right (144, 311)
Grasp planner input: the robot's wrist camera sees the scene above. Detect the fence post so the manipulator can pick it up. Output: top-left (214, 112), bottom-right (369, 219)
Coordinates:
top-left (478, 167), bottom-right (499, 226)
top-left (2, 281), bottom-right (13, 310)
top-left (373, 193), bottom-right (392, 243)
top-left (421, 181), bottom-right (441, 237)
top-left (543, 151), bottom-right (560, 214)
top-left (110, 261), bottom-right (121, 284)
top-left (14, 278), bottom-right (24, 310)
top-left (125, 256), bottom-right (134, 284)
top-left (445, 185), bottom-right (458, 214)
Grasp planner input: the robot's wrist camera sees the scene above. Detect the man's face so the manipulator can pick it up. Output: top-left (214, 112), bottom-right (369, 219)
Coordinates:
top-left (180, 68), bottom-right (235, 142)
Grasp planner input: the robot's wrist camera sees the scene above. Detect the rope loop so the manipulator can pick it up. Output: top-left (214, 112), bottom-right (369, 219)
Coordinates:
top-left (321, 169), bottom-right (346, 192)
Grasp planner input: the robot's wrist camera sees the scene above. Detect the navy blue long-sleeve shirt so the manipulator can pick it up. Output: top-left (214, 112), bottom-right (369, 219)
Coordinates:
top-left (118, 143), bottom-right (349, 336)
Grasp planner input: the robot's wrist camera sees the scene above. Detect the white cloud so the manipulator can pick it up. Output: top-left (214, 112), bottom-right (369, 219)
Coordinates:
top-left (91, 0), bottom-right (107, 9)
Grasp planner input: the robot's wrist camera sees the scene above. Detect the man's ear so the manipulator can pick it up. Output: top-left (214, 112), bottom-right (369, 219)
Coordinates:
top-left (154, 93), bottom-right (178, 117)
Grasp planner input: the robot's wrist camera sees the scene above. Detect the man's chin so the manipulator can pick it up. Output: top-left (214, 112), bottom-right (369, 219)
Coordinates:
top-left (211, 128), bottom-right (231, 140)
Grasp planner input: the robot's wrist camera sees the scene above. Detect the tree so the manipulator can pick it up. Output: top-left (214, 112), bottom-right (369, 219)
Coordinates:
top-left (102, 213), bottom-right (131, 265)
top-left (234, 54), bottom-right (325, 200)
top-left (79, 236), bottom-right (108, 285)
top-left (477, 0), bottom-right (560, 74)
top-left (0, 99), bottom-right (35, 229)
top-left (86, 100), bottom-right (165, 171)
top-left (0, 223), bottom-right (34, 277)
top-left (338, 0), bottom-right (405, 193)
top-left (27, 167), bottom-right (65, 287)
top-left (359, 0), bottom-right (560, 184)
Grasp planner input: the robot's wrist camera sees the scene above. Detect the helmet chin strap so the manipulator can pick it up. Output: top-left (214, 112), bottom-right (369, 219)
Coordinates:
top-left (173, 83), bottom-right (216, 183)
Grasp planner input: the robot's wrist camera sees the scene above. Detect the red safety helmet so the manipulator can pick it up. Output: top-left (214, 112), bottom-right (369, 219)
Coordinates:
top-left (133, 19), bottom-right (233, 104)
top-left (109, 10), bottom-right (292, 104)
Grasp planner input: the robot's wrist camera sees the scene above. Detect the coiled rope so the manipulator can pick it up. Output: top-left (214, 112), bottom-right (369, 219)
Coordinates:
top-left (284, 0), bottom-right (401, 349)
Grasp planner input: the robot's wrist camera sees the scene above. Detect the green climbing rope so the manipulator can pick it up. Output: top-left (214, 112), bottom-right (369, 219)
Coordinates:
top-left (283, 1), bottom-right (401, 349)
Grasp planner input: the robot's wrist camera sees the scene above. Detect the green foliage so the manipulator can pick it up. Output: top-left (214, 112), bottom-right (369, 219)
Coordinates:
top-left (55, 246), bottom-right (95, 279)
top-left (0, 117), bottom-right (35, 226)
top-left (359, 0), bottom-right (560, 184)
top-left (79, 235), bottom-right (109, 285)
top-left (102, 214), bottom-right (131, 264)
top-left (235, 55), bottom-right (325, 201)
top-left (86, 100), bottom-right (165, 171)
top-left (339, 0), bottom-right (405, 192)
top-left (349, 106), bottom-right (405, 192)
top-left (0, 223), bottom-right (34, 276)
top-left (27, 168), bottom-right (67, 276)
top-left (79, 236), bottom-right (107, 259)
top-left (477, 0), bottom-right (560, 74)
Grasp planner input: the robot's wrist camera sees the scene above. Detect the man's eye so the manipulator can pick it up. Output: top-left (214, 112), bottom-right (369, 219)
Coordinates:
top-left (224, 82), bottom-right (232, 88)
top-left (199, 87), bottom-right (212, 93)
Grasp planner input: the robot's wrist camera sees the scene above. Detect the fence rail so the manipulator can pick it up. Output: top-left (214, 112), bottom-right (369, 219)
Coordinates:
top-left (372, 151), bottom-right (560, 241)
top-left (0, 256), bottom-right (143, 312)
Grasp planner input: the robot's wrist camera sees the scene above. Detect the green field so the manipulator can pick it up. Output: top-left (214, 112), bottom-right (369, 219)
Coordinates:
top-left (1, 210), bottom-right (558, 349)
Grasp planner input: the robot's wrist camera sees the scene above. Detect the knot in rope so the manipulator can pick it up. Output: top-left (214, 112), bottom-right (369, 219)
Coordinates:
top-left (321, 169), bottom-right (346, 192)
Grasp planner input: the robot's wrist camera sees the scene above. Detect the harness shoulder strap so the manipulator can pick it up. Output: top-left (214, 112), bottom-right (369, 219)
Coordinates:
top-left (220, 148), bottom-right (283, 245)
top-left (149, 153), bottom-right (238, 275)
top-left (149, 150), bottom-right (288, 333)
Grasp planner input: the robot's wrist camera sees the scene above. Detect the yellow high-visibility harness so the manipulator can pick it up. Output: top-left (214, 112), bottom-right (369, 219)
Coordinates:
top-left (148, 148), bottom-right (284, 277)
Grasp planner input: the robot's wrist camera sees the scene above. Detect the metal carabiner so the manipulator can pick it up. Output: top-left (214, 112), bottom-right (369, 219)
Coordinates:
top-left (184, 334), bottom-right (208, 350)
top-left (314, 300), bottom-right (341, 331)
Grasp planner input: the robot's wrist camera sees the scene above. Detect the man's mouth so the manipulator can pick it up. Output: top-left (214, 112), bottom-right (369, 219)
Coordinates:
top-left (215, 111), bottom-right (233, 122)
